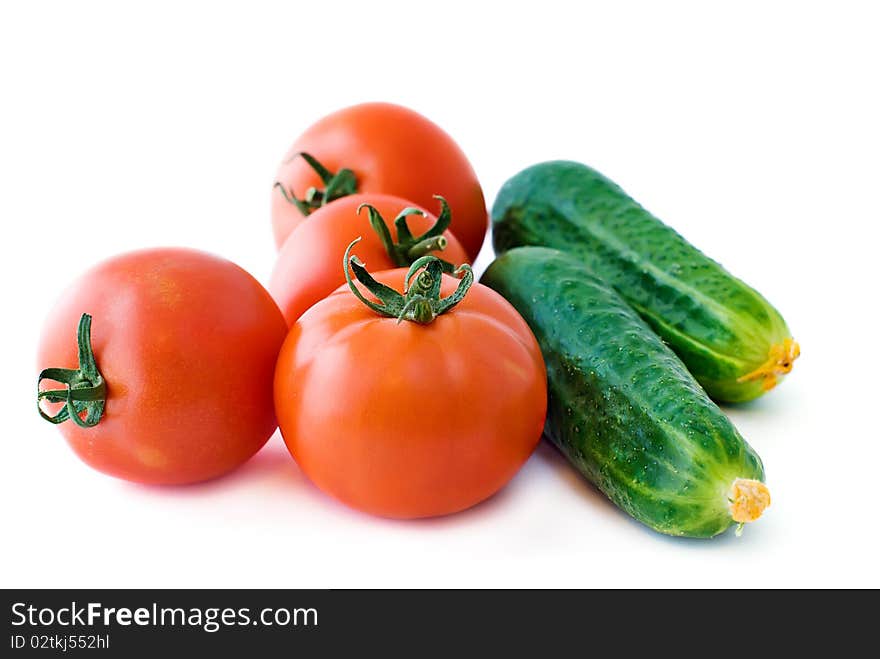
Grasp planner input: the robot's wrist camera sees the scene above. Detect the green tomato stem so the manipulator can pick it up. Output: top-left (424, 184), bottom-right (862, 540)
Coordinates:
top-left (274, 152), bottom-right (358, 215)
top-left (37, 313), bottom-right (106, 428)
top-left (343, 238), bottom-right (473, 325)
top-left (358, 195), bottom-right (457, 273)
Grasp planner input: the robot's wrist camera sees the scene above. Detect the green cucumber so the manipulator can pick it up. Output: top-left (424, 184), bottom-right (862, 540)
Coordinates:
top-left (492, 161), bottom-right (798, 403)
top-left (481, 247), bottom-right (769, 538)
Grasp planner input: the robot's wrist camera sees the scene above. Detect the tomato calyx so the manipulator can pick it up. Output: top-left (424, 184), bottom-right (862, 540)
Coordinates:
top-left (37, 313), bottom-right (106, 428)
top-left (343, 238), bottom-right (474, 325)
top-left (273, 152), bottom-right (358, 215)
top-left (358, 195), bottom-right (456, 273)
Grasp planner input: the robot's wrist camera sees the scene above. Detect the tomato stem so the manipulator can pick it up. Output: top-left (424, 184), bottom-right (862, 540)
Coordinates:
top-left (343, 238), bottom-right (473, 325)
top-left (407, 235), bottom-right (448, 260)
top-left (37, 313), bottom-right (106, 428)
top-left (274, 152), bottom-right (358, 215)
top-left (358, 195), bottom-right (456, 273)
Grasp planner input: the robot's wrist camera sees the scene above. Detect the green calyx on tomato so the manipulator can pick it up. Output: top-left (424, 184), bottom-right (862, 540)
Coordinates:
top-left (37, 313), bottom-right (106, 428)
top-left (273, 152), bottom-right (358, 216)
top-left (359, 194), bottom-right (456, 273)
top-left (343, 238), bottom-right (473, 325)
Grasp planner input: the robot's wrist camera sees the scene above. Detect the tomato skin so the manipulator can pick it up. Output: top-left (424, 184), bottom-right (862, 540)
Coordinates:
top-left (37, 248), bottom-right (288, 485)
top-left (269, 193), bottom-right (469, 325)
top-left (272, 102), bottom-right (488, 259)
top-left (273, 269), bottom-right (547, 518)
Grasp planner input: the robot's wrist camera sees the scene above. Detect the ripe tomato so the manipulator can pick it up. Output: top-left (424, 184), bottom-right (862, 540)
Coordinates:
top-left (269, 193), bottom-right (469, 325)
top-left (271, 102), bottom-right (488, 260)
top-left (274, 254), bottom-right (547, 518)
top-left (37, 248), bottom-right (287, 485)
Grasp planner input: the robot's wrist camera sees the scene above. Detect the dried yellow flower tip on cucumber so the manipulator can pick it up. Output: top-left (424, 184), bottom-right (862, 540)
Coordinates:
top-left (728, 478), bottom-right (771, 524)
top-left (736, 338), bottom-right (800, 392)
top-left (492, 160), bottom-right (799, 403)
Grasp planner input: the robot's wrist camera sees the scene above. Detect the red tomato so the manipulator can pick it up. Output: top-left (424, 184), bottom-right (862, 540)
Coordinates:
top-left (273, 263), bottom-right (547, 518)
top-left (37, 248), bottom-right (287, 485)
top-left (269, 193), bottom-right (469, 325)
top-left (271, 102), bottom-right (488, 259)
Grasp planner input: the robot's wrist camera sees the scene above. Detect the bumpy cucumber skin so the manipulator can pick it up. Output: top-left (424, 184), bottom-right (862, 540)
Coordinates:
top-left (481, 247), bottom-right (765, 537)
top-left (491, 161), bottom-right (792, 403)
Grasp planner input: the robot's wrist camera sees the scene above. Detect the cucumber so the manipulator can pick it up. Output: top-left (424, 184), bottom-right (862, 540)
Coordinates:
top-left (492, 161), bottom-right (798, 403)
top-left (481, 247), bottom-right (769, 538)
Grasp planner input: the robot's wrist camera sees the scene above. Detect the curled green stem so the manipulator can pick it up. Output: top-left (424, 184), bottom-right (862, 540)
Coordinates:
top-left (343, 238), bottom-right (473, 325)
top-left (274, 152), bottom-right (358, 215)
top-left (407, 235), bottom-right (448, 260)
top-left (37, 313), bottom-right (106, 428)
top-left (358, 195), bottom-right (457, 273)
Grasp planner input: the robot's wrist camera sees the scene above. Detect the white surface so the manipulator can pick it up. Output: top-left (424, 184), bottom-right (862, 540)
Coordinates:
top-left (2, 1), bottom-right (878, 588)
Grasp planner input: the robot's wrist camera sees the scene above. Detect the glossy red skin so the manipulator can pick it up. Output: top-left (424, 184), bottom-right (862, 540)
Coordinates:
top-left (37, 248), bottom-right (288, 485)
top-left (271, 102), bottom-right (488, 260)
top-left (274, 269), bottom-right (547, 519)
top-left (269, 193), bottom-right (469, 326)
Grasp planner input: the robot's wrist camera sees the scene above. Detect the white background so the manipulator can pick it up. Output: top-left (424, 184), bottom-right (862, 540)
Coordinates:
top-left (2, 1), bottom-right (878, 588)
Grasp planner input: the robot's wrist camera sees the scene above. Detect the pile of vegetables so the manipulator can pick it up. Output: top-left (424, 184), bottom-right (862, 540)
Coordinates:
top-left (36, 103), bottom-right (797, 538)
